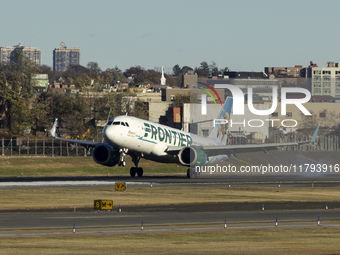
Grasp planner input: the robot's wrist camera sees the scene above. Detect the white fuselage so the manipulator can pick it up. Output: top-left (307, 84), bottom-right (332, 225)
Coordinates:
top-left (102, 116), bottom-right (219, 164)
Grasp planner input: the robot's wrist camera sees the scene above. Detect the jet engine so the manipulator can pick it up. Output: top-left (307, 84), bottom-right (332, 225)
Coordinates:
top-left (93, 144), bottom-right (120, 167)
top-left (178, 146), bottom-right (207, 166)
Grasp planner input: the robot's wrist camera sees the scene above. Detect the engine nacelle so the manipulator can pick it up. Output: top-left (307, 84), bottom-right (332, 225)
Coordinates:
top-left (178, 146), bottom-right (207, 166)
top-left (93, 144), bottom-right (120, 167)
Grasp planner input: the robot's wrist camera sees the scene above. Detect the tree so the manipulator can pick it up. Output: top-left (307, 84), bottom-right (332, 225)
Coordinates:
top-left (209, 61), bottom-right (220, 76)
top-left (0, 50), bottom-right (39, 133)
top-left (195, 61), bottom-right (210, 77)
top-left (172, 64), bottom-right (181, 76)
top-left (103, 66), bottom-right (127, 85)
top-left (9, 99), bottom-right (33, 134)
top-left (68, 74), bottom-right (92, 89)
top-left (30, 92), bottom-right (50, 135)
top-left (124, 66), bottom-right (145, 78)
top-left (62, 64), bottom-right (89, 85)
top-left (87, 62), bottom-right (102, 75)
top-left (48, 93), bottom-right (90, 135)
top-left (173, 93), bottom-right (190, 107)
top-left (200, 61), bottom-right (209, 72)
top-left (124, 66), bottom-right (162, 86)
top-left (181, 66), bottom-right (194, 75)
top-left (220, 66), bottom-right (229, 74)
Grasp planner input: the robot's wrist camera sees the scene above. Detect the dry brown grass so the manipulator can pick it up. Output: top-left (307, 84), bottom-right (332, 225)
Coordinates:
top-left (0, 228), bottom-right (340, 254)
top-left (1, 186), bottom-right (339, 211)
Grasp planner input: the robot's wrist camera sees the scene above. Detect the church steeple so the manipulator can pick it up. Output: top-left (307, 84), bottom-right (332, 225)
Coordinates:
top-left (160, 66), bottom-right (166, 85)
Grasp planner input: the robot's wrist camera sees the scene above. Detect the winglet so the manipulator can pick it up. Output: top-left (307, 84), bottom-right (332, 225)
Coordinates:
top-left (51, 118), bottom-right (58, 138)
top-left (312, 124), bottom-right (320, 142)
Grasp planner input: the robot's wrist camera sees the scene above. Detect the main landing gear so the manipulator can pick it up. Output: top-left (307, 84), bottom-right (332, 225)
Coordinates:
top-left (130, 167), bottom-right (143, 177)
top-left (118, 149), bottom-right (143, 177)
top-left (187, 168), bottom-right (200, 178)
top-left (130, 154), bottom-right (143, 177)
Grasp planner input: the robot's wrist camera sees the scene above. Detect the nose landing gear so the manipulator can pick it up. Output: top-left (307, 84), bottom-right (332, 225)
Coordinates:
top-left (118, 148), bottom-right (128, 167)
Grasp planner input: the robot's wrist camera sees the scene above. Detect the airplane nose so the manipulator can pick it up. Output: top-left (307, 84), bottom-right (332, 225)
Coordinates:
top-left (103, 125), bottom-right (116, 143)
top-left (103, 125), bottom-right (110, 141)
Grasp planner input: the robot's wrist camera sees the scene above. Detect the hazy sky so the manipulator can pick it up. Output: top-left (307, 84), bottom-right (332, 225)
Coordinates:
top-left (1, 0), bottom-right (340, 73)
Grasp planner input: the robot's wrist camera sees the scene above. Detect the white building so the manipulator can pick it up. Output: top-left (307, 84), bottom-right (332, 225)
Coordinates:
top-left (308, 62), bottom-right (340, 97)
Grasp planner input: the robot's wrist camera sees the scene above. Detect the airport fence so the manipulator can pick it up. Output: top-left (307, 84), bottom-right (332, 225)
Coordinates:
top-left (225, 134), bottom-right (339, 151)
top-left (0, 138), bottom-right (96, 157)
top-left (0, 135), bottom-right (339, 157)
top-left (272, 134), bottom-right (339, 151)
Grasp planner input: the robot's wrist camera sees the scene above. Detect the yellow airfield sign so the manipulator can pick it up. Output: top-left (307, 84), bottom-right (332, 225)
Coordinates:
top-left (94, 200), bottom-right (113, 210)
top-left (115, 182), bottom-right (126, 191)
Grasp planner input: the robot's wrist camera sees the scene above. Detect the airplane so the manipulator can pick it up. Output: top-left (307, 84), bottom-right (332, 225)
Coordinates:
top-left (51, 97), bottom-right (317, 178)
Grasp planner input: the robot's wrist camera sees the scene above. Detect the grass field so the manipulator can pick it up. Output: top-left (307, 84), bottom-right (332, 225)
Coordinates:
top-left (1, 185), bottom-right (340, 211)
top-left (0, 156), bottom-right (187, 177)
top-left (0, 228), bottom-right (340, 255)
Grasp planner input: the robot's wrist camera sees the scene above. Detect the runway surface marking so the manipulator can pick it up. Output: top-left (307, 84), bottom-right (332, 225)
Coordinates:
top-left (14, 229), bottom-right (102, 236)
top-left (2, 180), bottom-right (340, 188)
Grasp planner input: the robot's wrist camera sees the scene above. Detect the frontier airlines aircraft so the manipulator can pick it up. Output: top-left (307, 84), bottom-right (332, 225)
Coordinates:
top-left (51, 98), bottom-right (316, 178)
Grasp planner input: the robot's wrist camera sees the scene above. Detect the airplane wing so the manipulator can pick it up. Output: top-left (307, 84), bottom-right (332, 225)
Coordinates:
top-left (165, 142), bottom-right (297, 157)
top-left (50, 119), bottom-right (104, 147)
top-left (199, 142), bottom-right (297, 157)
top-left (166, 124), bottom-right (319, 157)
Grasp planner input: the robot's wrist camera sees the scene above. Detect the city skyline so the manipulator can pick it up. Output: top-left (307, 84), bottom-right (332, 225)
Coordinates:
top-left (1, 0), bottom-right (340, 72)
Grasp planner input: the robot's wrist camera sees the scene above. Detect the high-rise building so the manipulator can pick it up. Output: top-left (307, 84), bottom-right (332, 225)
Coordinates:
top-left (0, 44), bottom-right (41, 65)
top-left (53, 42), bottom-right (80, 72)
top-left (308, 61), bottom-right (340, 97)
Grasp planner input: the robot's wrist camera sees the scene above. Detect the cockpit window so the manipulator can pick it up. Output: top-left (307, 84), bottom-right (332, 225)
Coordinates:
top-left (110, 121), bottom-right (129, 127)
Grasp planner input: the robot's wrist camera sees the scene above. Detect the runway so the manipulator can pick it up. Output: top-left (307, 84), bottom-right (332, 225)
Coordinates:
top-left (0, 209), bottom-right (339, 238)
top-left (1, 175), bottom-right (340, 189)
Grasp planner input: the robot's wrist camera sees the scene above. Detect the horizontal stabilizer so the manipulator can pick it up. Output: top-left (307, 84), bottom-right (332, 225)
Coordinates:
top-left (50, 118), bottom-right (103, 147)
top-left (202, 142), bottom-right (298, 157)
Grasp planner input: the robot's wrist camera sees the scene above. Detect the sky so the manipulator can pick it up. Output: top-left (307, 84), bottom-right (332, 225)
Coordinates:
top-left (1, 0), bottom-right (340, 73)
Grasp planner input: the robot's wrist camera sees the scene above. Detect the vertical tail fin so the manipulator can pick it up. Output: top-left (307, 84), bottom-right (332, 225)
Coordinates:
top-left (51, 119), bottom-right (58, 137)
top-left (208, 97), bottom-right (233, 144)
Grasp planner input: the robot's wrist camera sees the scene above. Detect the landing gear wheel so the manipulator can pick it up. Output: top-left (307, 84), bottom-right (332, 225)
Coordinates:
top-left (118, 161), bottom-right (126, 167)
top-left (131, 154), bottom-right (142, 178)
top-left (187, 169), bottom-right (190, 178)
top-left (137, 167), bottom-right (144, 177)
top-left (130, 167), bottom-right (137, 177)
